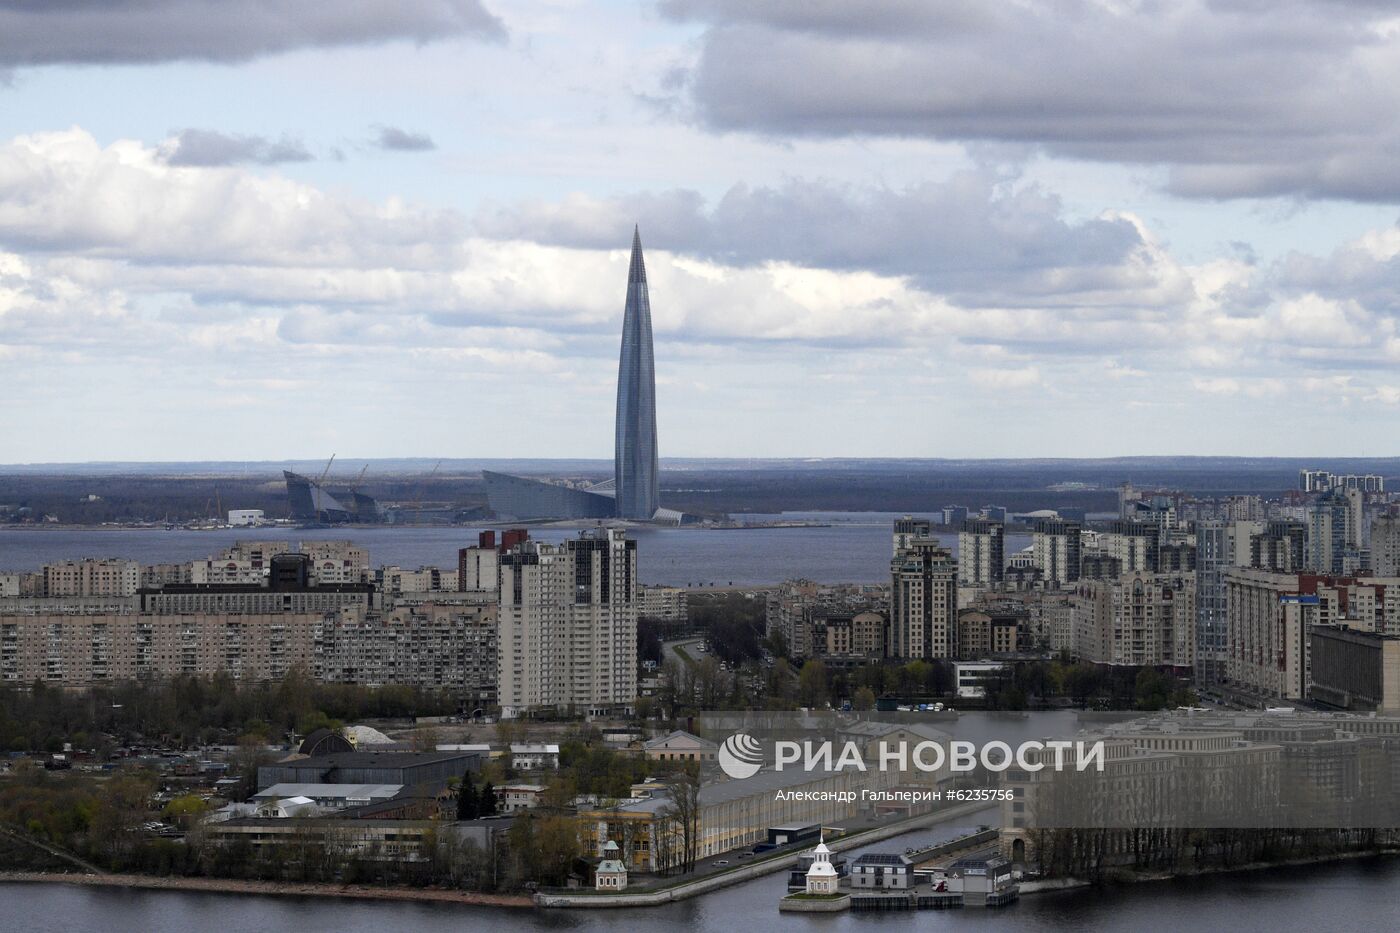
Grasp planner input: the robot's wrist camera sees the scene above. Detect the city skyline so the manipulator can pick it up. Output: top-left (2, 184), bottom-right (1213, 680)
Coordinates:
top-left (2, 2), bottom-right (1400, 461)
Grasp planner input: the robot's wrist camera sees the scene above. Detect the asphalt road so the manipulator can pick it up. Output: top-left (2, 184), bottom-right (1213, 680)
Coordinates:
top-left (663, 637), bottom-right (704, 667)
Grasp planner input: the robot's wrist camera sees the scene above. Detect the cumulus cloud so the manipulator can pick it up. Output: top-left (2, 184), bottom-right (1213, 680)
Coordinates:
top-left (476, 173), bottom-right (1184, 307)
top-left (160, 128), bottom-right (312, 166)
top-left (662, 0), bottom-right (1400, 201)
top-left (6, 124), bottom-right (1400, 461)
top-left (372, 126), bottom-right (437, 152)
top-left (0, 129), bottom-right (464, 266)
top-left (0, 0), bottom-right (506, 67)
top-left (968, 366), bottom-right (1041, 391)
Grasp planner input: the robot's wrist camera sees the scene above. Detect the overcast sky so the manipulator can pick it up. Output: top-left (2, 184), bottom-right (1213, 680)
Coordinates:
top-left (2, 0), bottom-right (1400, 462)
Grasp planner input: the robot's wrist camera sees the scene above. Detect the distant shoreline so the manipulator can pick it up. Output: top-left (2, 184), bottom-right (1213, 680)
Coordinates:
top-left (0, 871), bottom-right (535, 909)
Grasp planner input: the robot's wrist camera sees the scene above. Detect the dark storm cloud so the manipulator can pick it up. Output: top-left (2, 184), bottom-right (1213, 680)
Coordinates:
top-left (372, 126), bottom-right (437, 152)
top-left (477, 172), bottom-right (1162, 305)
top-left (0, 0), bottom-right (505, 66)
top-left (161, 128), bottom-right (313, 166)
top-left (662, 0), bottom-right (1400, 202)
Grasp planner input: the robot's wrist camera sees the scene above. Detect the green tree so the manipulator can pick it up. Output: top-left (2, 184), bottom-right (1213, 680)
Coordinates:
top-left (798, 659), bottom-right (830, 708)
top-left (1134, 668), bottom-right (1173, 710)
top-left (295, 710), bottom-right (343, 738)
top-left (506, 812), bottom-right (580, 888)
top-left (457, 770), bottom-right (479, 820)
top-left (162, 793), bottom-right (209, 828)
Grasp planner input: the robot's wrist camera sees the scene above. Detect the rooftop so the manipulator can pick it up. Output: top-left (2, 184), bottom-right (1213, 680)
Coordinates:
top-left (853, 853), bottom-right (912, 866)
top-left (271, 750), bottom-right (480, 769)
top-left (643, 729), bottom-right (718, 750)
top-left (254, 783), bottom-right (402, 800)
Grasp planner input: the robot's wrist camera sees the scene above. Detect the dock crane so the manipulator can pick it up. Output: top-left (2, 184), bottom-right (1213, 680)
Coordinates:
top-left (313, 454), bottom-right (335, 520)
top-left (414, 460), bottom-right (442, 525)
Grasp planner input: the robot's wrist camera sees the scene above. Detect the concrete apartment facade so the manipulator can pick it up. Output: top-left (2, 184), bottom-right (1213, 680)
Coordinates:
top-left (0, 612), bottom-right (321, 685)
top-left (496, 528), bottom-right (638, 718)
top-left (890, 538), bottom-right (958, 659)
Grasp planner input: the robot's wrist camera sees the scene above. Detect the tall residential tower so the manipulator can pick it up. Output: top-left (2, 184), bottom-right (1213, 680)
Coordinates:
top-left (615, 227), bottom-right (660, 520)
top-left (483, 227), bottom-right (676, 522)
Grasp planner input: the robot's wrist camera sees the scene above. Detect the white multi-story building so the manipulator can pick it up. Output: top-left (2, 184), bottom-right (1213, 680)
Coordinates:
top-left (495, 528), bottom-right (638, 718)
top-left (1071, 572), bottom-right (1196, 667)
top-left (957, 519), bottom-right (1004, 587)
top-left (1032, 519), bottom-right (1081, 587)
top-left (457, 542), bottom-right (500, 591)
top-left (1306, 493), bottom-right (1356, 574)
top-left (1225, 568), bottom-right (1318, 700)
top-left (1372, 515), bottom-right (1400, 577)
top-left (1101, 529), bottom-right (1153, 573)
top-left (42, 559), bottom-right (140, 598)
top-left (639, 585), bottom-right (687, 622)
top-left (376, 566), bottom-right (458, 595)
top-left (303, 540), bottom-right (370, 584)
top-left (189, 558), bottom-right (265, 585)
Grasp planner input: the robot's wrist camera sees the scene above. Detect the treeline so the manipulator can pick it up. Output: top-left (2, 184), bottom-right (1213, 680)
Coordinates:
top-left (0, 735), bottom-right (665, 892)
top-left (977, 659), bottom-right (1196, 711)
top-left (648, 653), bottom-right (1194, 718)
top-left (661, 471), bottom-right (1116, 515)
top-left (0, 473), bottom-right (491, 524)
top-left (0, 762), bottom-right (489, 886)
top-left (687, 592), bottom-right (768, 665)
top-left (0, 670), bottom-right (459, 753)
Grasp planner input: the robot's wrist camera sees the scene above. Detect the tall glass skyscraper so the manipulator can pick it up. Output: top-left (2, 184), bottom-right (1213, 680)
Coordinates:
top-left (614, 227), bottom-right (660, 519)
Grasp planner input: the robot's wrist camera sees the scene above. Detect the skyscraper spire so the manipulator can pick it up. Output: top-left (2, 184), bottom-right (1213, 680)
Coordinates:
top-left (615, 226), bottom-right (660, 520)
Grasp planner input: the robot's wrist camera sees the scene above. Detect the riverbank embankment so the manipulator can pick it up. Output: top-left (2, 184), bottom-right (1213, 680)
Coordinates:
top-left (0, 871), bottom-right (534, 908)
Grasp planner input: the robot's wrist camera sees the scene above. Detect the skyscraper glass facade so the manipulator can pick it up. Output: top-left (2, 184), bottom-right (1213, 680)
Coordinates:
top-left (614, 227), bottom-right (660, 519)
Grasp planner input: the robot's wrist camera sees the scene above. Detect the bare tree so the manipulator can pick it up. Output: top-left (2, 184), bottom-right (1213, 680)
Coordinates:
top-left (660, 763), bottom-right (702, 873)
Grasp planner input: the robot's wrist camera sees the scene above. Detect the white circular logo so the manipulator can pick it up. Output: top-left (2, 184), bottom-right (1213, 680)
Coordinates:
top-left (718, 732), bottom-right (763, 779)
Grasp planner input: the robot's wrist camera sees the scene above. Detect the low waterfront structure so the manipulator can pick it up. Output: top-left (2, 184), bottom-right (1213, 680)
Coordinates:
top-left (947, 855), bottom-right (1017, 907)
top-left (596, 840), bottom-right (629, 891)
top-left (643, 729), bottom-right (717, 763)
top-left (804, 838), bottom-right (839, 894)
top-left (851, 852), bottom-right (912, 889)
top-left (580, 765), bottom-right (901, 873)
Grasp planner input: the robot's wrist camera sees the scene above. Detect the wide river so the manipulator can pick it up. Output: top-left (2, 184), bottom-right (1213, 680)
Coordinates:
top-left (0, 512), bottom-right (1029, 587)
top-left (4, 849), bottom-right (1398, 932)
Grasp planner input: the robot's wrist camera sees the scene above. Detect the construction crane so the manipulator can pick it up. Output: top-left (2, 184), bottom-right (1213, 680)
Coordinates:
top-left (414, 460), bottom-right (442, 525)
top-left (313, 454), bottom-right (336, 519)
top-left (349, 464), bottom-right (369, 495)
